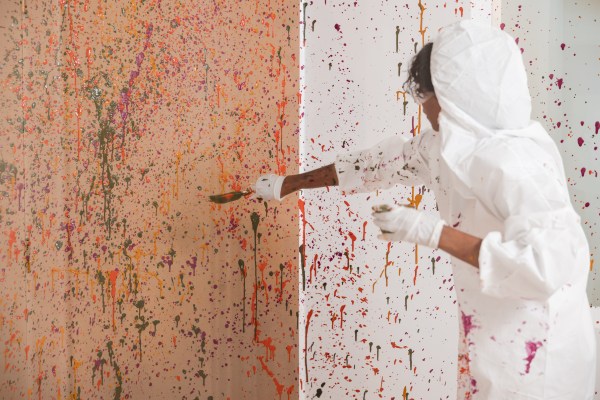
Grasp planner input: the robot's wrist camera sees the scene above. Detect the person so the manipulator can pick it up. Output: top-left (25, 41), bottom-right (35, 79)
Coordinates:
top-left (252, 20), bottom-right (596, 399)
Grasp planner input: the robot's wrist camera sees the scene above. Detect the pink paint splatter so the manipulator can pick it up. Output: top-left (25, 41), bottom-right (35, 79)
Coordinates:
top-left (500, 23), bottom-right (505, 30)
top-left (560, 43), bottom-right (566, 50)
top-left (578, 137), bottom-right (584, 147)
top-left (470, 377), bottom-right (478, 394)
top-left (524, 341), bottom-right (543, 374)
top-left (556, 78), bottom-right (564, 89)
top-left (581, 167), bottom-right (586, 177)
top-left (461, 311), bottom-right (476, 337)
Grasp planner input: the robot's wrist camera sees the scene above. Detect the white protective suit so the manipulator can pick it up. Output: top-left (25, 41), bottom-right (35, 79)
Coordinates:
top-left (334, 21), bottom-right (596, 399)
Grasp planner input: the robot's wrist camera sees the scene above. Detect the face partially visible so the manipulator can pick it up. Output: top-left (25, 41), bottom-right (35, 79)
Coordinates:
top-left (421, 93), bottom-right (441, 132)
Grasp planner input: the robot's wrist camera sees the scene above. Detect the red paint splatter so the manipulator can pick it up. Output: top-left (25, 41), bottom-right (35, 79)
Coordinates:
top-left (260, 336), bottom-right (276, 360)
top-left (109, 269), bottom-right (119, 330)
top-left (500, 23), bottom-right (506, 30)
top-left (413, 265), bottom-right (419, 286)
top-left (362, 221), bottom-right (367, 241)
top-left (257, 356), bottom-right (285, 399)
top-left (560, 43), bottom-right (566, 50)
top-left (595, 121), bottom-right (600, 135)
top-left (339, 305), bottom-right (346, 329)
top-left (524, 341), bottom-right (543, 374)
top-left (334, 23), bottom-right (341, 32)
top-left (578, 137), bottom-right (584, 147)
top-left (581, 167), bottom-right (586, 177)
top-left (556, 78), bottom-right (564, 89)
top-left (309, 254), bottom-right (318, 283)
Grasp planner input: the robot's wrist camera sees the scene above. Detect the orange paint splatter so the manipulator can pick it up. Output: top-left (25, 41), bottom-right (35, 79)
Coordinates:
top-left (348, 231), bottom-right (357, 252)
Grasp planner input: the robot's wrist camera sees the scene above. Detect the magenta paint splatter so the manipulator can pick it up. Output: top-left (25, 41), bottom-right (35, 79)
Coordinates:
top-left (556, 78), bottom-right (564, 89)
top-left (577, 137), bottom-right (584, 147)
top-left (560, 43), bottom-right (566, 50)
top-left (334, 23), bottom-right (341, 32)
top-left (523, 341), bottom-right (543, 374)
top-left (595, 121), bottom-right (599, 135)
top-left (470, 377), bottom-right (478, 394)
top-left (461, 311), bottom-right (476, 337)
top-left (581, 167), bottom-right (586, 177)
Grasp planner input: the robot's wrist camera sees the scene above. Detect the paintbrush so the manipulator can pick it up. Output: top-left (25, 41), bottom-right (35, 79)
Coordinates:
top-left (208, 189), bottom-right (254, 204)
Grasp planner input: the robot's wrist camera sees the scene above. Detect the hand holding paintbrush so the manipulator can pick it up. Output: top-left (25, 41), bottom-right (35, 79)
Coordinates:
top-left (208, 174), bottom-right (286, 204)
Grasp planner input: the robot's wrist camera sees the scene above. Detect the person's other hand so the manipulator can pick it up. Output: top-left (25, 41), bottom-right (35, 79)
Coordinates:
top-left (251, 174), bottom-right (286, 201)
top-left (372, 205), bottom-right (446, 248)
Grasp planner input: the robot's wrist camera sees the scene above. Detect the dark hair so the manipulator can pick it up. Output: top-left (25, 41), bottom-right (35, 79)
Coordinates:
top-left (403, 42), bottom-right (434, 99)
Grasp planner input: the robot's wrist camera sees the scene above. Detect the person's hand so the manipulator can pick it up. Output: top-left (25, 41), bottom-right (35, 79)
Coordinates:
top-left (251, 174), bottom-right (286, 201)
top-left (372, 205), bottom-right (446, 248)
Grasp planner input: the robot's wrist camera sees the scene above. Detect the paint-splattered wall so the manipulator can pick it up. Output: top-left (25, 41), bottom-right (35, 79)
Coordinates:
top-left (0, 0), bottom-right (299, 399)
top-left (298, 2), bottom-right (494, 399)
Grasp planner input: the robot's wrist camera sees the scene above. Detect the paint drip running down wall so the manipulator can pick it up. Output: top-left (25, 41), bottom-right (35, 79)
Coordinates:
top-left (0, 0), bottom-right (299, 398)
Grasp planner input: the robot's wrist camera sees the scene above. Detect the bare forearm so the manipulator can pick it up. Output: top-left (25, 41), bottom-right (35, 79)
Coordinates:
top-left (280, 164), bottom-right (339, 197)
top-left (437, 226), bottom-right (482, 269)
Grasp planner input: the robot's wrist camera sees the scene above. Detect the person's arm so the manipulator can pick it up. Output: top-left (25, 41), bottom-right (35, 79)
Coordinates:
top-left (255, 132), bottom-right (435, 201)
top-left (373, 206), bottom-right (482, 269)
top-left (280, 164), bottom-right (338, 197)
top-left (438, 226), bottom-right (482, 269)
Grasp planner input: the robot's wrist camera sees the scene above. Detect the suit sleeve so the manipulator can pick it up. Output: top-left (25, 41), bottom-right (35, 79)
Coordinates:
top-left (473, 142), bottom-right (589, 301)
top-left (334, 131), bottom-right (434, 193)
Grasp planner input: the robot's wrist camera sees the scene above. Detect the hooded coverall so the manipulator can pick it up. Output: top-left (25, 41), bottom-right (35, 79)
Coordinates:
top-left (334, 21), bottom-right (596, 399)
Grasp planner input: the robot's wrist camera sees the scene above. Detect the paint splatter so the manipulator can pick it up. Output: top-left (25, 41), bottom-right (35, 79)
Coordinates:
top-left (524, 341), bottom-right (543, 374)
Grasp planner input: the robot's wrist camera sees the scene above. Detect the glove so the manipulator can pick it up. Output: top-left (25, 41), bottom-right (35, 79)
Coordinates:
top-left (372, 205), bottom-right (446, 248)
top-left (251, 174), bottom-right (286, 201)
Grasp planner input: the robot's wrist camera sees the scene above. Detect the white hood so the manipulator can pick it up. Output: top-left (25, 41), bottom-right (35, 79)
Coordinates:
top-left (430, 20), bottom-right (566, 190)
